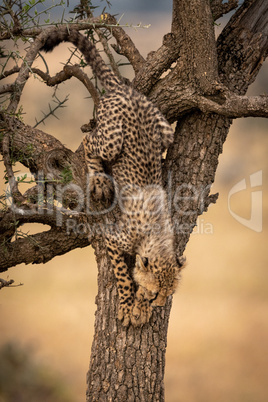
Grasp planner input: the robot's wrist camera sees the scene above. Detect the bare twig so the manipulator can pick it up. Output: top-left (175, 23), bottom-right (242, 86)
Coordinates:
top-left (6, 41), bottom-right (40, 113)
top-left (33, 65), bottom-right (100, 105)
top-left (66, 65), bottom-right (100, 104)
top-left (0, 83), bottom-right (15, 95)
top-left (0, 66), bottom-right (20, 80)
top-left (33, 94), bottom-right (70, 128)
top-left (3, 17), bottom-right (112, 112)
top-left (0, 15), bottom-right (148, 41)
top-left (84, 10), bottom-right (123, 80)
top-left (0, 63), bottom-right (100, 104)
top-left (104, 14), bottom-right (145, 74)
top-left (1, 13), bottom-right (146, 112)
top-left (96, 30), bottom-right (122, 79)
top-left (0, 278), bottom-right (14, 289)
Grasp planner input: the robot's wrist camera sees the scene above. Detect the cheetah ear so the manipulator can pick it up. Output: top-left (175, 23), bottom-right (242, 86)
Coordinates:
top-left (136, 254), bottom-right (149, 272)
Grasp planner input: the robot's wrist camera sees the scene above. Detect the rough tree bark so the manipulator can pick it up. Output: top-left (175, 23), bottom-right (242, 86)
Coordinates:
top-left (0, 0), bottom-right (267, 401)
top-left (87, 2), bottom-right (268, 400)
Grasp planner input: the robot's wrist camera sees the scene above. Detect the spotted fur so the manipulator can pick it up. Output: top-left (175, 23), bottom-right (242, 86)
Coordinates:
top-left (41, 28), bottom-right (181, 326)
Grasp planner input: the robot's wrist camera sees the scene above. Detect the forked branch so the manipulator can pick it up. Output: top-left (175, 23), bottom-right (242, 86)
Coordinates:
top-left (104, 14), bottom-right (145, 74)
top-left (33, 65), bottom-right (100, 105)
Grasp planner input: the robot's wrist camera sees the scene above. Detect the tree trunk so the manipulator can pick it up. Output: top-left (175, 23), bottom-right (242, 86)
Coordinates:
top-left (87, 239), bottom-right (172, 401)
top-left (86, 1), bottom-right (268, 400)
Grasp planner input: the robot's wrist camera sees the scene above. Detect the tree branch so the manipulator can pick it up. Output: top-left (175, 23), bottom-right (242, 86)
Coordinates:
top-left (2, 13), bottom-right (145, 113)
top-left (0, 227), bottom-right (90, 272)
top-left (210, 0), bottom-right (239, 21)
top-left (198, 93), bottom-right (268, 118)
top-left (0, 12), bottom-right (145, 79)
top-left (217, 0), bottom-right (268, 94)
top-left (0, 16), bottom-right (121, 41)
top-left (0, 66), bottom-right (20, 80)
top-left (0, 203), bottom-right (88, 239)
top-left (0, 111), bottom-right (101, 272)
top-left (0, 64), bottom-right (100, 104)
top-left (133, 32), bottom-right (182, 95)
top-left (0, 114), bottom-right (87, 183)
top-left (33, 65), bottom-right (100, 105)
top-left (6, 37), bottom-right (42, 113)
top-left (104, 14), bottom-right (145, 74)
top-left (172, 0), bottom-right (219, 94)
top-left (0, 83), bottom-right (15, 95)
top-left (91, 17), bottom-right (123, 80)
top-left (145, 0), bottom-right (268, 122)
top-left (1, 118), bottom-right (25, 205)
top-left (1, 19), bottom-right (108, 112)
top-left (164, 0), bottom-right (268, 254)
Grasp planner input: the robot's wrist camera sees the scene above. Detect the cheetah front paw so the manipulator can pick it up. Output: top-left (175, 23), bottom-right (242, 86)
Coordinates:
top-left (89, 173), bottom-right (114, 204)
top-left (118, 303), bottom-right (133, 327)
top-left (131, 296), bottom-right (152, 326)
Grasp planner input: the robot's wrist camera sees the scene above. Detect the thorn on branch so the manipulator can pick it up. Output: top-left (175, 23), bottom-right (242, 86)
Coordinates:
top-left (34, 95), bottom-right (69, 128)
top-left (32, 65), bottom-right (100, 105)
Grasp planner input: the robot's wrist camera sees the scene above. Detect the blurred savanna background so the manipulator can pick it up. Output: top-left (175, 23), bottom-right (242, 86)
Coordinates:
top-left (0, 1), bottom-right (267, 401)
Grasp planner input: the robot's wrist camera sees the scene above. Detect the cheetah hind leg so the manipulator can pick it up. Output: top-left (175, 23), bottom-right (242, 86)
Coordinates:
top-left (87, 157), bottom-right (114, 204)
top-left (131, 287), bottom-right (152, 326)
top-left (90, 171), bottom-right (114, 204)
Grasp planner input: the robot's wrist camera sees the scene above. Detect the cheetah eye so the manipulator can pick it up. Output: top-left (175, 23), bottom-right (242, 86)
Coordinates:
top-left (149, 292), bottom-right (159, 303)
top-left (142, 257), bottom-right (149, 268)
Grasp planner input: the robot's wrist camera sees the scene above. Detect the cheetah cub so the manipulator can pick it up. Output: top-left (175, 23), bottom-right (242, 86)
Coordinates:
top-left (41, 28), bottom-right (183, 326)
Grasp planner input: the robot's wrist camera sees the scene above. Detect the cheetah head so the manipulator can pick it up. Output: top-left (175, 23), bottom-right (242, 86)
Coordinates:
top-left (134, 254), bottom-right (180, 307)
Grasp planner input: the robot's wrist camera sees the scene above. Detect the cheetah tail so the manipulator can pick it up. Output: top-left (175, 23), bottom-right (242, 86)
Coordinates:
top-left (40, 27), bottom-right (122, 92)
